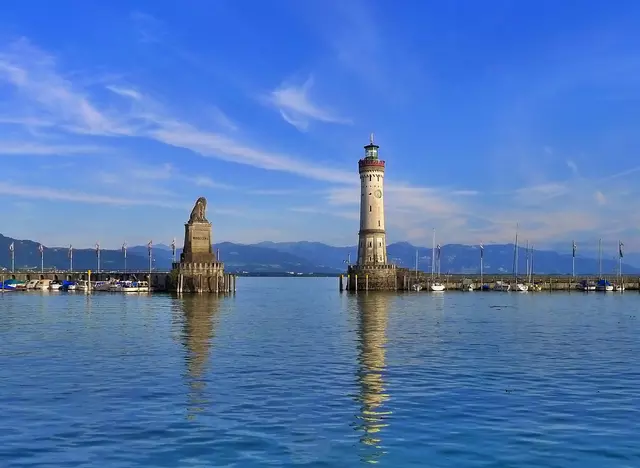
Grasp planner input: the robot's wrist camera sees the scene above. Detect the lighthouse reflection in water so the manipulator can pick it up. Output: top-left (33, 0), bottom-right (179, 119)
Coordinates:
top-left (354, 292), bottom-right (392, 463)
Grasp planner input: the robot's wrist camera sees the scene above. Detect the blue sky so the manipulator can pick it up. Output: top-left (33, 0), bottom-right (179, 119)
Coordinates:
top-left (1, 0), bottom-right (640, 251)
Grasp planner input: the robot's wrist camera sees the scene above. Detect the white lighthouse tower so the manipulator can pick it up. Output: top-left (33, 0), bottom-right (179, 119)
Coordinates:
top-left (357, 133), bottom-right (388, 266)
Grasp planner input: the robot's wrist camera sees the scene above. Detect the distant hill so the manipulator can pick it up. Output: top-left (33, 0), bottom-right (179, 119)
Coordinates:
top-left (0, 234), bottom-right (150, 271)
top-left (1, 233), bottom-right (638, 275)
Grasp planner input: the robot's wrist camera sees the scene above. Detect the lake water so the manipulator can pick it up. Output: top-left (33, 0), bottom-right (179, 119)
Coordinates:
top-left (1, 277), bottom-right (639, 467)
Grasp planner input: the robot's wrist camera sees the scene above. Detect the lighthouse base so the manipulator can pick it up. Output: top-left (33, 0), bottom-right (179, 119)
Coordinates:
top-left (346, 264), bottom-right (399, 291)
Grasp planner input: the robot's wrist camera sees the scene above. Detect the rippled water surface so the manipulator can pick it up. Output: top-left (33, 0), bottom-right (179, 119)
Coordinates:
top-left (1, 278), bottom-right (640, 467)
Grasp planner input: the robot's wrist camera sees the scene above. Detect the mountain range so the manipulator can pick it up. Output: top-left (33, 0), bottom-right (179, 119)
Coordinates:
top-left (1, 233), bottom-right (638, 275)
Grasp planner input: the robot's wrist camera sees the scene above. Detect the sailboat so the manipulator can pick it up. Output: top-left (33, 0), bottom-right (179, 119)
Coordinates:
top-left (513, 226), bottom-right (528, 292)
top-left (430, 229), bottom-right (445, 292)
top-left (595, 238), bottom-right (613, 292)
top-left (411, 249), bottom-right (422, 291)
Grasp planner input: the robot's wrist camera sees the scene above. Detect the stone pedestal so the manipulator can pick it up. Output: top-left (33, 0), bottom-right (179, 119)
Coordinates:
top-left (169, 197), bottom-right (236, 294)
top-left (181, 222), bottom-right (215, 263)
top-left (171, 261), bottom-right (235, 293)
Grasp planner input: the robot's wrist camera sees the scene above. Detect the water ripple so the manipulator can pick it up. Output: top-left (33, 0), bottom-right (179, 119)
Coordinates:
top-left (1, 280), bottom-right (640, 466)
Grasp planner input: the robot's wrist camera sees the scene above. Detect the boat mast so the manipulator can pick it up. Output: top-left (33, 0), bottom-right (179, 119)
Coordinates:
top-left (513, 223), bottom-right (519, 280)
top-left (431, 228), bottom-right (435, 280)
top-left (415, 249), bottom-right (418, 280)
top-left (530, 244), bottom-right (534, 282)
top-left (598, 238), bottom-right (602, 278)
top-left (525, 239), bottom-right (529, 281)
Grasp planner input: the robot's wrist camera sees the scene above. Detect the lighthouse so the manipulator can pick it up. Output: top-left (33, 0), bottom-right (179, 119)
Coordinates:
top-left (357, 133), bottom-right (388, 266)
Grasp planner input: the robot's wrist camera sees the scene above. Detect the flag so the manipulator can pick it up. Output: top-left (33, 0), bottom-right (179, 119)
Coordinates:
top-left (38, 244), bottom-right (43, 254)
top-left (171, 238), bottom-right (176, 255)
top-left (572, 240), bottom-right (576, 258)
top-left (9, 242), bottom-right (14, 252)
top-left (436, 244), bottom-right (441, 259)
top-left (122, 242), bottom-right (127, 258)
top-left (619, 241), bottom-right (624, 258)
top-left (480, 243), bottom-right (484, 259)
top-left (95, 242), bottom-right (100, 256)
top-left (68, 245), bottom-right (73, 258)
top-left (147, 240), bottom-right (152, 256)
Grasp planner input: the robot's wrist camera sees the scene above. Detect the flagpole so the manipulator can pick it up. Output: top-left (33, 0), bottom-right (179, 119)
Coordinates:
top-left (69, 245), bottom-right (73, 272)
top-left (572, 240), bottom-right (575, 278)
top-left (171, 238), bottom-right (176, 264)
top-left (619, 241), bottom-right (623, 280)
top-left (96, 242), bottom-right (101, 273)
top-left (123, 242), bottom-right (127, 273)
top-left (480, 242), bottom-right (484, 287)
top-left (40, 245), bottom-right (44, 273)
top-left (9, 243), bottom-right (14, 273)
top-left (148, 240), bottom-right (153, 280)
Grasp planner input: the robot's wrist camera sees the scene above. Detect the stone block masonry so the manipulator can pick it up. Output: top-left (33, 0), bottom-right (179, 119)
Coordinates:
top-left (169, 197), bottom-right (237, 294)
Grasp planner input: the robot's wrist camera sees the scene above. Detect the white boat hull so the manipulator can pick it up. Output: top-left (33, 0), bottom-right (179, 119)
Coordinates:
top-left (430, 283), bottom-right (445, 292)
top-left (514, 283), bottom-right (528, 292)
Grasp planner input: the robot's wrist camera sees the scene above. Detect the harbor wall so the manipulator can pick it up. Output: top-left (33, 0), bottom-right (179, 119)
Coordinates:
top-left (340, 271), bottom-right (640, 291)
top-left (0, 271), bottom-right (237, 293)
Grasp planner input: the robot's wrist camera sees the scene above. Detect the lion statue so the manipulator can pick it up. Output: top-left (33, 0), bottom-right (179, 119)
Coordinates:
top-left (188, 197), bottom-right (208, 223)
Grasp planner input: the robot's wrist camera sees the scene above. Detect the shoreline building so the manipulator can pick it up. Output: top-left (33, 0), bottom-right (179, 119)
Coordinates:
top-left (347, 135), bottom-right (400, 291)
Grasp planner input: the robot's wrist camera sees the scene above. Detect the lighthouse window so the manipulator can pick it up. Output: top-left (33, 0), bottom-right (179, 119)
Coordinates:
top-left (369, 241), bottom-right (372, 247)
top-left (378, 220), bottom-right (381, 227)
top-left (369, 175), bottom-right (372, 182)
top-left (369, 205), bottom-right (372, 212)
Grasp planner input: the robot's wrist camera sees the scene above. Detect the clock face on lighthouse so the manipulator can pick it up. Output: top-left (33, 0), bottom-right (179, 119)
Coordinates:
top-left (374, 189), bottom-right (382, 198)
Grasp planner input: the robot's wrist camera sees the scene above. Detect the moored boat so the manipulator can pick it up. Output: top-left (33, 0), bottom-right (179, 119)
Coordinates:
top-left (430, 282), bottom-right (445, 292)
top-left (1, 279), bottom-right (26, 290)
top-left (494, 281), bottom-right (511, 291)
top-left (577, 280), bottom-right (596, 291)
top-left (122, 281), bottom-right (139, 292)
top-left (595, 279), bottom-right (613, 292)
top-left (514, 282), bottom-right (528, 292)
top-left (35, 279), bottom-right (52, 290)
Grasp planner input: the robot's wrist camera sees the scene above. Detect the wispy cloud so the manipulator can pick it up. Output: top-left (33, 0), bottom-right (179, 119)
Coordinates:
top-left (0, 141), bottom-right (106, 156)
top-left (96, 162), bottom-right (234, 196)
top-left (129, 11), bottom-right (165, 44)
top-left (0, 39), bottom-right (355, 184)
top-left (209, 106), bottom-right (238, 132)
top-left (0, 181), bottom-right (188, 208)
top-left (566, 159), bottom-right (579, 175)
top-left (106, 85), bottom-right (142, 101)
top-left (263, 75), bottom-right (352, 131)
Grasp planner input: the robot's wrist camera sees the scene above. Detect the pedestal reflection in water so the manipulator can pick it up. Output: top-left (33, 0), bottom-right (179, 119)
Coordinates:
top-left (354, 292), bottom-right (392, 463)
top-left (179, 294), bottom-right (221, 420)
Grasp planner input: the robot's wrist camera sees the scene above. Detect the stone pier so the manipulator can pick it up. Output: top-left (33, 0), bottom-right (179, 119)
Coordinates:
top-left (168, 197), bottom-right (236, 294)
